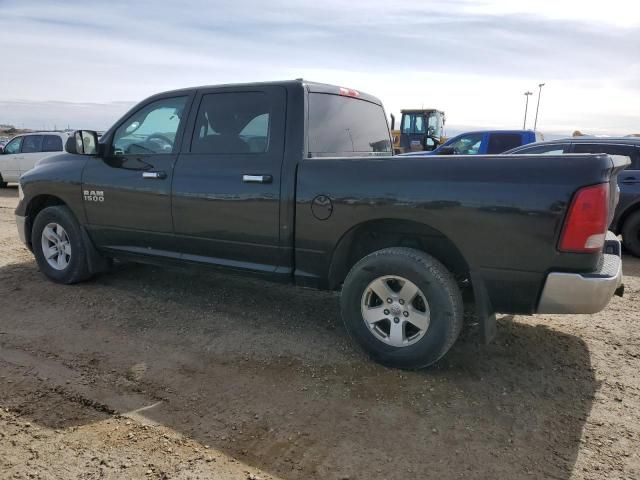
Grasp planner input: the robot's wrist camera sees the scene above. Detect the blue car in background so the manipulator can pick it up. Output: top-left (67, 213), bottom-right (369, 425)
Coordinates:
top-left (402, 130), bottom-right (542, 156)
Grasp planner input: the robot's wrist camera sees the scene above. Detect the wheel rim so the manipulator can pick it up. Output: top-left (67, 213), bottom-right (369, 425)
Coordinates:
top-left (41, 222), bottom-right (72, 271)
top-left (361, 275), bottom-right (430, 347)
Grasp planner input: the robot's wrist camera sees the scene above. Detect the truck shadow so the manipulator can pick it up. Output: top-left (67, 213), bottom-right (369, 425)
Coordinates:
top-left (0, 260), bottom-right (598, 480)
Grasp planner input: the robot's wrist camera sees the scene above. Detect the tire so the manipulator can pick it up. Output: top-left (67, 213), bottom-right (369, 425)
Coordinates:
top-left (340, 247), bottom-right (463, 369)
top-left (32, 205), bottom-right (92, 284)
top-left (0, 174), bottom-right (7, 188)
top-left (622, 211), bottom-right (640, 257)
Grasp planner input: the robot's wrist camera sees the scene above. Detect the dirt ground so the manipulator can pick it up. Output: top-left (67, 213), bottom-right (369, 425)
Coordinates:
top-left (0, 186), bottom-right (638, 480)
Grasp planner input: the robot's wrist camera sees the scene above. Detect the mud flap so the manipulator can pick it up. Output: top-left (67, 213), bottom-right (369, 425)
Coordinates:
top-left (80, 227), bottom-right (111, 275)
top-left (470, 270), bottom-right (497, 344)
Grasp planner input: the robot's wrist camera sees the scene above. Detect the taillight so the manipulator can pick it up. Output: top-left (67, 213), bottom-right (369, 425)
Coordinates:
top-left (559, 183), bottom-right (609, 253)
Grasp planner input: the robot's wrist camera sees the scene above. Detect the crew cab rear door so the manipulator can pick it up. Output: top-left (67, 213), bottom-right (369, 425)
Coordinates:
top-left (171, 86), bottom-right (286, 272)
top-left (82, 94), bottom-right (193, 252)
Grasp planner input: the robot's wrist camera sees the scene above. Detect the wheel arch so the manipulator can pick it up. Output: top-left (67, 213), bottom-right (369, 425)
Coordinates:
top-left (24, 194), bottom-right (69, 248)
top-left (615, 200), bottom-right (640, 235)
top-left (327, 218), bottom-right (471, 290)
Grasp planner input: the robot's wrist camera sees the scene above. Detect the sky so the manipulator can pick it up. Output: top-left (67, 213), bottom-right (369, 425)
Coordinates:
top-left (0, 0), bottom-right (639, 137)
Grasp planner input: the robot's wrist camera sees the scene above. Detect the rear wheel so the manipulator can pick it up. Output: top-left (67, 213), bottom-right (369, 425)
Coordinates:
top-left (622, 211), bottom-right (640, 257)
top-left (32, 206), bottom-right (92, 284)
top-left (340, 247), bottom-right (463, 369)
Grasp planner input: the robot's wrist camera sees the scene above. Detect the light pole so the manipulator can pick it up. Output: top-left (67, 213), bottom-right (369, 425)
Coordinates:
top-left (534, 83), bottom-right (545, 131)
top-left (523, 91), bottom-right (533, 129)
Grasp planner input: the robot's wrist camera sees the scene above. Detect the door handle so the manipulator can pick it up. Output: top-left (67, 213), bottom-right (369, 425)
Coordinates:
top-left (142, 171), bottom-right (167, 179)
top-left (243, 174), bottom-right (272, 184)
top-left (620, 176), bottom-right (637, 184)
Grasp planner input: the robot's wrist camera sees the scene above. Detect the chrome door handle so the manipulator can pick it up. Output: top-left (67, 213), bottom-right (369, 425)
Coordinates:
top-left (242, 174), bottom-right (272, 184)
top-left (142, 171), bottom-right (166, 179)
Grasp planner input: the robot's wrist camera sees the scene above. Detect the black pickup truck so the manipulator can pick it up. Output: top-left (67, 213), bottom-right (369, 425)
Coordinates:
top-left (15, 80), bottom-right (627, 368)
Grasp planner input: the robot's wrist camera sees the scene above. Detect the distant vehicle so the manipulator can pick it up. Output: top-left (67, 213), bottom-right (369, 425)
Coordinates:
top-left (507, 137), bottom-right (640, 257)
top-left (401, 130), bottom-right (542, 156)
top-left (390, 109), bottom-right (446, 154)
top-left (0, 132), bottom-right (70, 186)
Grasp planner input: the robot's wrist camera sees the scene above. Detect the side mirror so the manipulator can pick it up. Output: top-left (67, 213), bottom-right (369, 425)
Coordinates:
top-left (65, 130), bottom-right (100, 155)
top-left (437, 146), bottom-right (456, 155)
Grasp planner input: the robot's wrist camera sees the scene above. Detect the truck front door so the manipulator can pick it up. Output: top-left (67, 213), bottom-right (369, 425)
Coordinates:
top-left (82, 95), bottom-right (192, 253)
top-left (171, 87), bottom-right (286, 273)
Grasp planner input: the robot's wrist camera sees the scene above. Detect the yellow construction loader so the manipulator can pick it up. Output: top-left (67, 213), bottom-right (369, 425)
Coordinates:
top-left (390, 109), bottom-right (446, 154)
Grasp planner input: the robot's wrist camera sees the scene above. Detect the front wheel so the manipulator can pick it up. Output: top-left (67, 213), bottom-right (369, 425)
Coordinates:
top-left (32, 205), bottom-right (92, 284)
top-left (340, 247), bottom-right (463, 369)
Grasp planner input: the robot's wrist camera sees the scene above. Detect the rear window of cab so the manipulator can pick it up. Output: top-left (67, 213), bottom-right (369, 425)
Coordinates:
top-left (308, 93), bottom-right (391, 157)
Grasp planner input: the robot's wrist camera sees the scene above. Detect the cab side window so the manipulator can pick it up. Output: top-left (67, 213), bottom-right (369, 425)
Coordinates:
top-left (112, 96), bottom-right (187, 155)
top-left (22, 135), bottom-right (43, 153)
top-left (42, 135), bottom-right (63, 152)
top-left (3, 137), bottom-right (22, 154)
top-left (517, 144), bottom-right (568, 155)
top-left (191, 92), bottom-right (270, 154)
top-left (487, 133), bottom-right (523, 154)
top-left (573, 144), bottom-right (639, 170)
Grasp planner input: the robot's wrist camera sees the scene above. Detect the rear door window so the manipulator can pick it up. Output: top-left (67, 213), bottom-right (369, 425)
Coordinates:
top-left (487, 133), bottom-right (524, 154)
top-left (21, 135), bottom-right (43, 153)
top-left (191, 92), bottom-right (270, 154)
top-left (42, 135), bottom-right (63, 152)
top-left (308, 94), bottom-right (391, 156)
top-left (515, 144), bottom-right (569, 155)
top-left (573, 143), bottom-right (639, 169)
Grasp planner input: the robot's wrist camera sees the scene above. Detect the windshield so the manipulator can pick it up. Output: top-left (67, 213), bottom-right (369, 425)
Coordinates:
top-left (401, 112), bottom-right (443, 138)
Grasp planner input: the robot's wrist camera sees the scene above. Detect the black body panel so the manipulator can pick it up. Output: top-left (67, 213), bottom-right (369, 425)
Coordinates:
top-left (293, 153), bottom-right (617, 313)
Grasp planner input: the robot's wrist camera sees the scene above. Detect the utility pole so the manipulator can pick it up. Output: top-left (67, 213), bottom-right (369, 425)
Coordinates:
top-left (534, 83), bottom-right (545, 131)
top-left (523, 91), bottom-right (533, 129)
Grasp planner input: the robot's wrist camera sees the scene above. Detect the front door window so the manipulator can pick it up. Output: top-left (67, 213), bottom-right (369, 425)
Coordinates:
top-left (112, 97), bottom-right (188, 156)
top-left (3, 137), bottom-right (22, 154)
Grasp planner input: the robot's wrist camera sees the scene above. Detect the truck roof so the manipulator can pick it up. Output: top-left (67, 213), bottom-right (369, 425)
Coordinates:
top-left (400, 109), bottom-right (445, 114)
top-left (151, 79), bottom-right (384, 106)
top-left (452, 129), bottom-right (537, 135)
top-left (539, 137), bottom-right (640, 145)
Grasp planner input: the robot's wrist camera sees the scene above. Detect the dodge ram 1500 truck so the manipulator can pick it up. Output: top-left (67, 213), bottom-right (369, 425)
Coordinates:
top-left (15, 80), bottom-right (628, 368)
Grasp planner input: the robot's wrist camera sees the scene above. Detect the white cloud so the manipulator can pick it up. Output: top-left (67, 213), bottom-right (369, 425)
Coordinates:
top-left (0, 0), bottom-right (638, 135)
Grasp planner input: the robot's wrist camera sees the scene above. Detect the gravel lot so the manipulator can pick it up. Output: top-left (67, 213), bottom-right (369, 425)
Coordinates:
top-left (1, 185), bottom-right (639, 480)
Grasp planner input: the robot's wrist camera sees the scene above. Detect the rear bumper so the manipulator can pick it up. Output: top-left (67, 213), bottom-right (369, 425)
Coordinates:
top-left (537, 232), bottom-right (623, 314)
top-left (537, 232), bottom-right (622, 313)
top-left (15, 214), bottom-right (28, 246)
